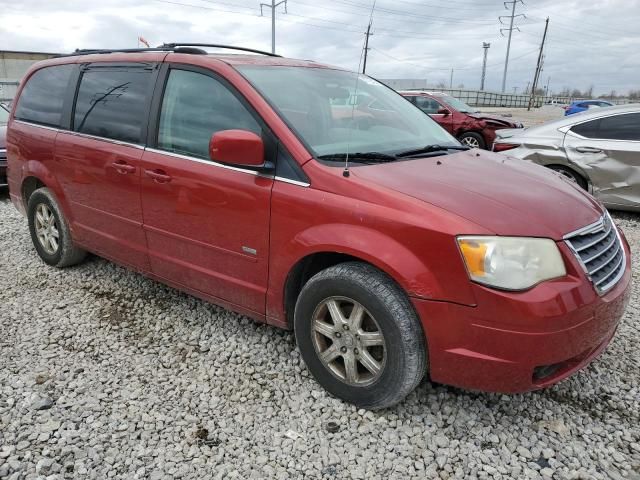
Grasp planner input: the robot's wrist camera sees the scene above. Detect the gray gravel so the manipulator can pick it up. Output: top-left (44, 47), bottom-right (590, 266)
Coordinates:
top-left (1, 188), bottom-right (639, 480)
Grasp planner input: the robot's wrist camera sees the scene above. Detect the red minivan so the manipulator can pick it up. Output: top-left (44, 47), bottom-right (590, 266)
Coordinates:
top-left (6, 44), bottom-right (631, 409)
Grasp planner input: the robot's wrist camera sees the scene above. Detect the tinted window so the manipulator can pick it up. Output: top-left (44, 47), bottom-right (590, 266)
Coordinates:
top-left (157, 69), bottom-right (261, 159)
top-left (571, 113), bottom-right (640, 141)
top-left (74, 67), bottom-right (152, 144)
top-left (414, 96), bottom-right (441, 114)
top-left (14, 64), bottom-right (74, 127)
top-left (599, 114), bottom-right (640, 140)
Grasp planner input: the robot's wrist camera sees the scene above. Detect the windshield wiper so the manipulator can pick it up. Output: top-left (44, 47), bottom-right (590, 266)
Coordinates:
top-left (317, 152), bottom-right (398, 163)
top-left (395, 144), bottom-right (469, 158)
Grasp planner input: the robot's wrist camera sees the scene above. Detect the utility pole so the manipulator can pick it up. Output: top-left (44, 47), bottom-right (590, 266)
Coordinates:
top-left (527, 17), bottom-right (549, 111)
top-left (500, 0), bottom-right (524, 93)
top-left (480, 42), bottom-right (490, 91)
top-left (513, 86), bottom-right (518, 94)
top-left (449, 68), bottom-right (453, 89)
top-left (545, 76), bottom-right (551, 96)
top-left (260, 0), bottom-right (287, 54)
top-left (362, 21), bottom-right (373, 74)
top-left (525, 81), bottom-right (530, 93)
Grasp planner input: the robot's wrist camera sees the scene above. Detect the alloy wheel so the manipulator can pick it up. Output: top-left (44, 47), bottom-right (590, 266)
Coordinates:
top-left (461, 136), bottom-right (480, 148)
top-left (311, 296), bottom-right (386, 386)
top-left (34, 203), bottom-right (59, 255)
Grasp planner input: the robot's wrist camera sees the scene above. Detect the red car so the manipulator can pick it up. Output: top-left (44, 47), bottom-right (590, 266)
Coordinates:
top-left (400, 91), bottom-right (523, 149)
top-left (6, 44), bottom-right (631, 409)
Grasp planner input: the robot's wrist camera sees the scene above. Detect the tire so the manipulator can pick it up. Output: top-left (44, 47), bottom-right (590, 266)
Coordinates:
top-left (27, 187), bottom-right (86, 267)
top-left (294, 262), bottom-right (427, 409)
top-left (547, 165), bottom-right (588, 190)
top-left (458, 131), bottom-right (486, 149)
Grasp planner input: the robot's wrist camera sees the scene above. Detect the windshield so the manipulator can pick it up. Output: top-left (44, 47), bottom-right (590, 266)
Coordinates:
top-left (0, 105), bottom-right (9, 125)
top-left (437, 95), bottom-right (476, 113)
top-left (237, 66), bottom-right (459, 161)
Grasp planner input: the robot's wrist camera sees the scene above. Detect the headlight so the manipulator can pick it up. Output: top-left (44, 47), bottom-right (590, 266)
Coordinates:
top-left (457, 236), bottom-right (566, 290)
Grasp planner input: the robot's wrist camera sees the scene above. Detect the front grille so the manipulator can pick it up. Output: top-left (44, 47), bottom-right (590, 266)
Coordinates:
top-left (564, 214), bottom-right (625, 294)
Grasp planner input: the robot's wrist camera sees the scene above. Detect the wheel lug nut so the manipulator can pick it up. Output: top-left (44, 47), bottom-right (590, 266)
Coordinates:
top-left (340, 346), bottom-right (347, 353)
top-left (335, 332), bottom-right (341, 338)
top-left (354, 348), bottom-right (359, 355)
top-left (343, 324), bottom-right (349, 331)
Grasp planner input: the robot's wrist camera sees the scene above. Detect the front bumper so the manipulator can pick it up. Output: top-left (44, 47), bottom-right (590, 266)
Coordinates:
top-left (412, 232), bottom-right (631, 393)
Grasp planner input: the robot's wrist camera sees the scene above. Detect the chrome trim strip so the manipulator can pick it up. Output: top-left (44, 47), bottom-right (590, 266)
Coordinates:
top-left (274, 176), bottom-right (310, 187)
top-left (14, 119), bottom-right (60, 132)
top-left (65, 130), bottom-right (145, 150)
top-left (14, 120), bottom-right (145, 149)
top-left (563, 215), bottom-right (605, 239)
top-left (573, 221), bottom-right (613, 252)
top-left (145, 147), bottom-right (261, 176)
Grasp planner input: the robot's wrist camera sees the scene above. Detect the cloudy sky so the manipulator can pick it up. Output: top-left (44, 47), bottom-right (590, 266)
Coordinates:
top-left (1, 0), bottom-right (639, 95)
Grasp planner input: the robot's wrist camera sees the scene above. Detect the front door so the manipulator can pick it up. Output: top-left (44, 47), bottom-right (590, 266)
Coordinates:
top-left (564, 112), bottom-right (640, 209)
top-left (55, 63), bottom-right (157, 270)
top-left (140, 66), bottom-right (273, 315)
top-left (414, 96), bottom-right (453, 133)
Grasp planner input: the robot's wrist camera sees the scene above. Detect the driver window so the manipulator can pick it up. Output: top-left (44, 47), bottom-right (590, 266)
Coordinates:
top-left (414, 97), bottom-right (441, 114)
top-left (157, 69), bottom-right (261, 159)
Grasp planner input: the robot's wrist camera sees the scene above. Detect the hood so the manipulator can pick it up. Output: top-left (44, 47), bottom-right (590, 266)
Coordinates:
top-left (352, 149), bottom-right (603, 240)
top-left (0, 125), bottom-right (6, 150)
top-left (468, 112), bottom-right (522, 128)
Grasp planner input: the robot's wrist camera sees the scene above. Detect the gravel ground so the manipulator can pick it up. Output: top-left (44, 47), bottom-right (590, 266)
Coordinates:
top-left (479, 105), bottom-right (565, 127)
top-left (1, 187), bottom-right (639, 480)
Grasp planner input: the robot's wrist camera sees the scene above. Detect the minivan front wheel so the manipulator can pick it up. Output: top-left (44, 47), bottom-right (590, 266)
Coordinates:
top-left (458, 131), bottom-right (485, 149)
top-left (27, 188), bottom-right (86, 267)
top-left (294, 262), bottom-right (427, 409)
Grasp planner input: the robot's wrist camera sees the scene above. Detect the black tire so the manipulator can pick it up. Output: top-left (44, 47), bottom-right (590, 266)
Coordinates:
top-left (27, 187), bottom-right (86, 267)
top-left (458, 131), bottom-right (486, 150)
top-left (547, 165), bottom-right (588, 190)
top-left (294, 262), bottom-right (427, 409)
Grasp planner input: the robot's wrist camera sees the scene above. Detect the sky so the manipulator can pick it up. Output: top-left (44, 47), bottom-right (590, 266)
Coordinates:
top-left (1, 0), bottom-right (639, 95)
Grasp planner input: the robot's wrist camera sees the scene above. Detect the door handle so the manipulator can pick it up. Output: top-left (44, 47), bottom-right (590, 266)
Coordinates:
top-left (145, 169), bottom-right (172, 183)
top-left (575, 146), bottom-right (603, 153)
top-left (112, 161), bottom-right (136, 174)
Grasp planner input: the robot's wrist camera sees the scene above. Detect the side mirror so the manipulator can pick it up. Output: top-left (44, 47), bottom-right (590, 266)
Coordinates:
top-left (437, 107), bottom-right (451, 115)
top-left (209, 129), bottom-right (265, 167)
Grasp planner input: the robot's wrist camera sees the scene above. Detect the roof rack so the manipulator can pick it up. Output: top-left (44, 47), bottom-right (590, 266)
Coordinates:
top-left (64, 44), bottom-right (281, 58)
top-left (160, 43), bottom-right (281, 57)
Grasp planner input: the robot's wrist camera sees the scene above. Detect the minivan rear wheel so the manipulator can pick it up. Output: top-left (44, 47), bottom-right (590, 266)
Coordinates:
top-left (27, 188), bottom-right (86, 267)
top-left (294, 262), bottom-right (427, 409)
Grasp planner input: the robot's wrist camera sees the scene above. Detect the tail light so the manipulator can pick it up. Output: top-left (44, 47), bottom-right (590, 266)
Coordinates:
top-left (492, 143), bottom-right (520, 152)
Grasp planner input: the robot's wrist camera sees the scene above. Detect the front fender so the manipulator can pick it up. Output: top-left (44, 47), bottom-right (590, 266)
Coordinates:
top-left (291, 223), bottom-right (443, 299)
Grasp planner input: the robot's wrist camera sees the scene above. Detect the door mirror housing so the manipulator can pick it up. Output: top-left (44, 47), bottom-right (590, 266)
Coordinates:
top-left (209, 129), bottom-right (265, 167)
top-left (437, 107), bottom-right (451, 115)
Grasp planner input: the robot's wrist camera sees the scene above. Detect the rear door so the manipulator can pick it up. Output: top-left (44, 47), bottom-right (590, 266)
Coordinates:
top-left (140, 65), bottom-right (273, 315)
top-left (54, 62), bottom-right (158, 270)
top-left (564, 112), bottom-right (640, 208)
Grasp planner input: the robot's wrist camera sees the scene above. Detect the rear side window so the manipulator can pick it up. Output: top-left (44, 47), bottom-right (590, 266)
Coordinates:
top-left (571, 113), bottom-right (640, 141)
top-left (14, 64), bottom-right (74, 128)
top-left (73, 66), bottom-right (152, 144)
top-left (157, 69), bottom-right (261, 159)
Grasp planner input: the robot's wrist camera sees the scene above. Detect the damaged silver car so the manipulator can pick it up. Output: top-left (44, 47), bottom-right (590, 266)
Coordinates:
top-left (493, 104), bottom-right (640, 211)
